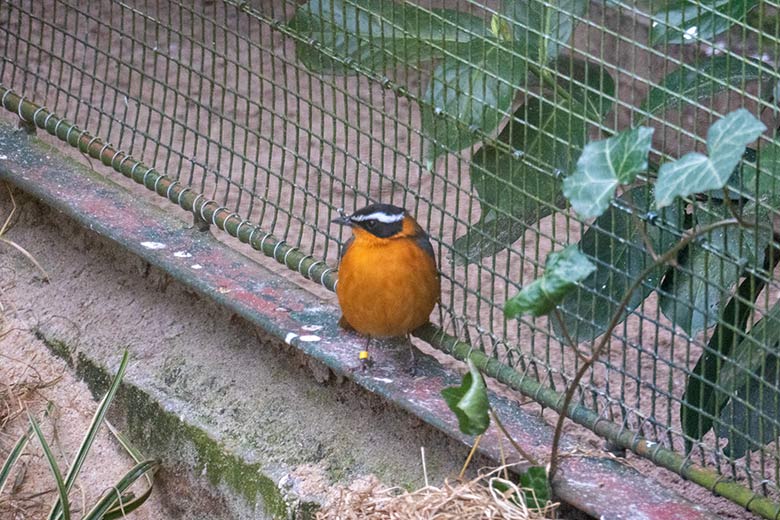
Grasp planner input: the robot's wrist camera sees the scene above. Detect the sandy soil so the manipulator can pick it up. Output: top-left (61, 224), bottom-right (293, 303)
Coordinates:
top-left (0, 0), bottom-right (777, 517)
top-left (0, 315), bottom-right (167, 518)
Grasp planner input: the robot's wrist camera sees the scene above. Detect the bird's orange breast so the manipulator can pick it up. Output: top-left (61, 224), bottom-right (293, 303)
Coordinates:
top-left (336, 231), bottom-right (440, 338)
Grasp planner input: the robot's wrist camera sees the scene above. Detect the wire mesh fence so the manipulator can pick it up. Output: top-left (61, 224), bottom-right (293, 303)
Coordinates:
top-left (3, 0), bottom-right (780, 513)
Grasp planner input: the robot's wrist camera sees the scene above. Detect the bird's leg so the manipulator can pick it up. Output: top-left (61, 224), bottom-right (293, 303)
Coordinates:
top-left (407, 334), bottom-right (418, 376)
top-left (359, 336), bottom-right (373, 370)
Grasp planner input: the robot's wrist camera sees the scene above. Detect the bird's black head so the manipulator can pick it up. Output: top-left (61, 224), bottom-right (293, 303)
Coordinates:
top-left (332, 203), bottom-right (407, 238)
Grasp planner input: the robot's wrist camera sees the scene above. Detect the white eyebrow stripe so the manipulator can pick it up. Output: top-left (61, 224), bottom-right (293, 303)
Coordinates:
top-left (350, 211), bottom-right (404, 223)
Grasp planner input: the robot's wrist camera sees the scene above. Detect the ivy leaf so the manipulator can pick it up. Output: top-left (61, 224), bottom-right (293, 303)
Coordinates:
top-left (660, 203), bottom-right (771, 335)
top-left (605, 0), bottom-right (677, 9)
top-left (449, 97), bottom-right (570, 264)
top-left (655, 109), bottom-right (766, 209)
top-left (422, 41), bottom-right (525, 168)
top-left (714, 302), bottom-right (780, 458)
top-left (441, 358), bottom-right (490, 436)
top-left (452, 57), bottom-right (615, 264)
top-left (649, 0), bottom-right (761, 46)
top-left (706, 147), bottom-right (757, 201)
top-left (740, 133), bottom-right (780, 207)
top-left (717, 354), bottom-right (780, 459)
top-left (423, 0), bottom-right (589, 167)
top-left (715, 302), bottom-right (780, 411)
top-left (518, 466), bottom-right (552, 510)
top-left (553, 186), bottom-right (684, 344)
top-left (288, 0), bottom-right (489, 74)
top-left (490, 13), bottom-right (514, 42)
top-left (505, 246), bottom-right (596, 319)
top-left (562, 126), bottom-right (654, 218)
top-left (503, 0), bottom-right (589, 67)
top-left (640, 56), bottom-right (775, 120)
top-left (491, 466), bottom-right (551, 511)
top-left (681, 271), bottom-right (766, 452)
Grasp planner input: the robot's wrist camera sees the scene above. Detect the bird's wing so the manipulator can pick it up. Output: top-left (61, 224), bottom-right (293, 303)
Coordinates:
top-left (339, 235), bottom-right (355, 260)
top-left (414, 233), bottom-right (436, 262)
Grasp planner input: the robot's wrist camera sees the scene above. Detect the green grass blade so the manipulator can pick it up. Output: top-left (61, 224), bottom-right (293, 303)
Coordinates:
top-left (49, 349), bottom-right (129, 520)
top-left (82, 459), bottom-right (159, 520)
top-left (0, 428), bottom-right (31, 495)
top-left (1, 402), bottom-right (55, 494)
top-left (102, 463), bottom-right (158, 520)
top-left (103, 421), bottom-right (157, 517)
top-left (105, 421), bottom-right (145, 465)
top-left (28, 412), bottom-right (70, 520)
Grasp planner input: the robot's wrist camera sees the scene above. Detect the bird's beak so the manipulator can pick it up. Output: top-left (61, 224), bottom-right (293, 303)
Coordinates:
top-left (331, 208), bottom-right (352, 226)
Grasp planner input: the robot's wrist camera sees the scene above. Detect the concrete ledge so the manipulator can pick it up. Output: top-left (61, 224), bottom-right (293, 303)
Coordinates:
top-left (2, 188), bottom-right (489, 518)
top-left (0, 133), bottom-right (488, 518)
top-left (0, 122), bottom-right (722, 519)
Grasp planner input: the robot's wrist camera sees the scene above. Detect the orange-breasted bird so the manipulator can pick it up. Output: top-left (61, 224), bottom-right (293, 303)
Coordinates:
top-left (332, 203), bottom-right (441, 367)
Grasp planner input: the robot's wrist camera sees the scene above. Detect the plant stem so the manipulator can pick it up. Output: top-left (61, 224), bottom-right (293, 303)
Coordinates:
top-left (459, 434), bottom-right (482, 479)
top-left (553, 309), bottom-right (588, 362)
top-left (490, 408), bottom-right (540, 466)
top-left (624, 187), bottom-right (659, 261)
top-left (527, 62), bottom-right (575, 107)
top-left (548, 218), bottom-right (741, 479)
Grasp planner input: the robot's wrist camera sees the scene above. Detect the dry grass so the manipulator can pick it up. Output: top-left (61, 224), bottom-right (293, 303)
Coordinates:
top-left (0, 186), bottom-right (53, 519)
top-left (0, 183), bottom-right (49, 282)
top-left (317, 467), bottom-right (558, 520)
top-left (0, 350), bottom-right (62, 519)
top-left (0, 355), bottom-right (60, 431)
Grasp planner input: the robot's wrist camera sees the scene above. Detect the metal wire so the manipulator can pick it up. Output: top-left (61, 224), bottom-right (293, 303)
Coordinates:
top-left (3, 0), bottom-right (780, 514)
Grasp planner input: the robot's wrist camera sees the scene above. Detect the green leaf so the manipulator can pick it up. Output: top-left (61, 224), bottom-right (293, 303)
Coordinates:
top-left (714, 302), bottom-right (780, 458)
top-left (655, 109), bottom-right (766, 209)
top-left (717, 354), bottom-right (780, 459)
top-left (102, 422), bottom-right (157, 519)
top-left (441, 358), bottom-right (490, 436)
top-left (681, 271), bottom-right (766, 452)
top-left (649, 0), bottom-right (761, 46)
top-left (518, 466), bottom-right (552, 510)
top-left (422, 0), bottom-right (589, 167)
top-left (563, 126), bottom-right (654, 218)
top-left (0, 403), bottom-right (53, 495)
top-left (422, 41), bottom-right (526, 167)
top-left (640, 56), bottom-right (775, 120)
top-left (606, 0), bottom-right (676, 9)
top-left (740, 134), bottom-right (780, 207)
top-left (490, 13), bottom-right (513, 42)
top-left (84, 459), bottom-right (159, 520)
top-left (660, 203), bottom-right (771, 335)
top-left (505, 245), bottom-right (596, 318)
top-left (503, 0), bottom-right (589, 66)
top-left (288, 0), bottom-right (489, 74)
top-left (553, 186), bottom-right (684, 344)
top-left (715, 301), bottom-right (780, 409)
top-left (452, 57), bottom-right (615, 263)
top-left (0, 430), bottom-right (31, 495)
top-left (706, 147), bottom-right (757, 201)
top-left (490, 466), bottom-right (551, 510)
top-left (29, 412), bottom-right (71, 520)
top-left (50, 350), bottom-right (129, 520)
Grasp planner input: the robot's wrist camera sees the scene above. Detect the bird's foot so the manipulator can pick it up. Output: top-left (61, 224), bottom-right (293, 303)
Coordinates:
top-left (358, 349), bottom-right (374, 371)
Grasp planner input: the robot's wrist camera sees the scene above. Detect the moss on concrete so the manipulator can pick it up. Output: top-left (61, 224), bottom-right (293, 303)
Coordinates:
top-left (38, 335), bottom-right (293, 519)
top-left (33, 331), bottom-right (73, 366)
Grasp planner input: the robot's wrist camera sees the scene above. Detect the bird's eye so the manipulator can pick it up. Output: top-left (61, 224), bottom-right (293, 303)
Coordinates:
top-left (364, 220), bottom-right (377, 229)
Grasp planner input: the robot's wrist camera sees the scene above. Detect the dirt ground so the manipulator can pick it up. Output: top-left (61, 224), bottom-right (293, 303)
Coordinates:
top-left (0, 312), bottom-right (167, 518)
top-left (0, 0), bottom-right (777, 518)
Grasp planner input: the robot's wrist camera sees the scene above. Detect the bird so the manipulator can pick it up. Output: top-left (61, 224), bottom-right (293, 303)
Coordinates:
top-left (332, 203), bottom-right (441, 368)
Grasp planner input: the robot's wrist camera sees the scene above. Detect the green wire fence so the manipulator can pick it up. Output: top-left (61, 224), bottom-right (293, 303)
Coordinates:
top-left (3, 0), bottom-right (780, 515)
